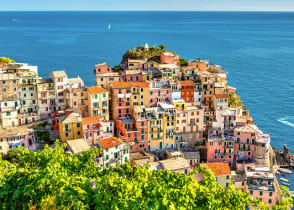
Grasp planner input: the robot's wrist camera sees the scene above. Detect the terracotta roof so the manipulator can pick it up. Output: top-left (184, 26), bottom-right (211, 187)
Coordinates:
top-left (82, 116), bottom-right (100, 125)
top-left (215, 94), bottom-right (229, 99)
top-left (111, 81), bottom-right (149, 89)
top-left (180, 80), bottom-right (194, 86)
top-left (201, 162), bottom-right (231, 176)
top-left (88, 86), bottom-right (108, 94)
top-left (100, 137), bottom-right (123, 149)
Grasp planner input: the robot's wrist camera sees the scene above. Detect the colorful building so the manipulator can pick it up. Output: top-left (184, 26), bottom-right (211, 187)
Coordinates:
top-left (180, 80), bottom-right (194, 102)
top-left (0, 127), bottom-right (36, 151)
top-left (59, 112), bottom-right (83, 142)
top-left (98, 137), bottom-right (129, 168)
top-left (201, 162), bottom-right (232, 187)
top-left (82, 116), bottom-right (114, 145)
top-left (87, 86), bottom-right (109, 120)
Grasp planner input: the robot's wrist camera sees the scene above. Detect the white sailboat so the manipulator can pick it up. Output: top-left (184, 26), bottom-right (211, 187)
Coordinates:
top-left (108, 24), bottom-right (111, 30)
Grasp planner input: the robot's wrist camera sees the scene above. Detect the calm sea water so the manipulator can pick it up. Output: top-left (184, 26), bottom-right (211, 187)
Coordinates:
top-left (0, 11), bottom-right (294, 185)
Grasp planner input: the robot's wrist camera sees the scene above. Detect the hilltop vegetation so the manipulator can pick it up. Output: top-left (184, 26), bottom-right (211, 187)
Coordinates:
top-left (0, 57), bottom-right (15, 63)
top-left (121, 44), bottom-right (173, 63)
top-left (1, 142), bottom-right (291, 209)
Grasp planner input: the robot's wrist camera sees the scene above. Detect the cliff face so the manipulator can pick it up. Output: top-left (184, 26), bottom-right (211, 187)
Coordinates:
top-left (273, 144), bottom-right (292, 166)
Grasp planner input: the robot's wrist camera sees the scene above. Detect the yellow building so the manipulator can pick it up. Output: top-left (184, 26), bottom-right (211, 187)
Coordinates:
top-left (59, 112), bottom-right (83, 143)
top-left (87, 86), bottom-right (109, 120)
top-left (146, 102), bottom-right (176, 151)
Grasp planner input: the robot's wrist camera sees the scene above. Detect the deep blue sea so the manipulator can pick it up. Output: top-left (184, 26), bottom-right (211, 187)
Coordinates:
top-left (0, 11), bottom-right (294, 186)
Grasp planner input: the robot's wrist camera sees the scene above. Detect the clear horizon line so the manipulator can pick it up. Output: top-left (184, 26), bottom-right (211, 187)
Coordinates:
top-left (0, 9), bottom-right (294, 12)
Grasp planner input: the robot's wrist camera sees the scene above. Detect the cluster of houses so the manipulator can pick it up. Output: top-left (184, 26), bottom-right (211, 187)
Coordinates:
top-left (0, 47), bottom-right (279, 206)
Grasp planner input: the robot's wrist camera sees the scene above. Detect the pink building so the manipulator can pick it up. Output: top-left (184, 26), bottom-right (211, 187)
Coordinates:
top-left (0, 127), bottom-right (36, 151)
top-left (116, 117), bottom-right (148, 153)
top-left (149, 80), bottom-right (171, 107)
top-left (121, 70), bottom-right (143, 82)
top-left (82, 116), bottom-right (114, 145)
top-left (245, 166), bottom-right (277, 206)
top-left (93, 63), bottom-right (112, 74)
top-left (234, 124), bottom-right (258, 161)
top-left (206, 129), bottom-right (234, 168)
top-left (160, 52), bottom-right (175, 64)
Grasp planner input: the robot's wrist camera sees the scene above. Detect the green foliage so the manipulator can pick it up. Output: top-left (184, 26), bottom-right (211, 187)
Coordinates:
top-left (271, 186), bottom-right (293, 209)
top-left (228, 92), bottom-right (242, 108)
top-left (180, 58), bottom-right (188, 66)
top-left (122, 45), bottom-right (167, 62)
top-left (0, 57), bottom-right (15, 63)
top-left (0, 143), bottom-right (290, 209)
top-left (159, 44), bottom-right (166, 50)
top-left (113, 66), bottom-right (121, 72)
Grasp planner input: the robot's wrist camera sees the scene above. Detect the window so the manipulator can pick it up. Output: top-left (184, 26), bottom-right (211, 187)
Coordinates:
top-left (269, 199), bottom-right (272, 204)
top-left (252, 139), bottom-right (255, 144)
top-left (106, 148), bottom-right (109, 152)
top-left (242, 182), bottom-right (244, 186)
top-left (77, 123), bottom-right (80, 128)
top-left (65, 133), bottom-right (68, 137)
top-left (6, 112), bottom-right (11, 116)
top-left (269, 192), bottom-right (272, 197)
top-left (259, 191), bottom-right (263, 196)
top-left (226, 175), bottom-right (229, 180)
top-left (247, 138), bottom-right (250, 144)
top-left (226, 183), bottom-right (229, 187)
top-left (115, 146), bottom-right (118, 149)
top-left (106, 155), bottom-right (109, 160)
top-left (237, 138), bottom-right (240, 143)
top-left (250, 190), bottom-right (253, 195)
top-left (103, 93), bottom-right (106, 98)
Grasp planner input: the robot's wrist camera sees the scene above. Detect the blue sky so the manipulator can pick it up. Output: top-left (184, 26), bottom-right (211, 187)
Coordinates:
top-left (1, 0), bottom-right (294, 11)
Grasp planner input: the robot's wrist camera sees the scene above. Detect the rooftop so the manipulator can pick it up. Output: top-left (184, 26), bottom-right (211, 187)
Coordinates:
top-left (60, 112), bottom-right (82, 124)
top-left (180, 80), bottom-right (194, 86)
top-left (88, 86), bottom-right (108, 94)
top-left (158, 102), bottom-right (175, 110)
top-left (67, 139), bottom-right (91, 154)
top-left (215, 94), bottom-right (229, 99)
top-left (95, 62), bottom-right (107, 67)
top-left (82, 116), bottom-right (100, 125)
top-left (0, 127), bottom-right (33, 137)
top-left (51, 70), bottom-right (67, 78)
top-left (111, 81), bottom-right (149, 89)
top-left (162, 52), bottom-right (175, 57)
top-left (149, 158), bottom-right (190, 172)
top-left (183, 151), bottom-right (200, 159)
top-left (100, 137), bottom-right (123, 150)
top-left (201, 162), bottom-right (231, 176)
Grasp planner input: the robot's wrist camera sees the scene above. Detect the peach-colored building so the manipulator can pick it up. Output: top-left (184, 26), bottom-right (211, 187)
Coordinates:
top-left (93, 63), bottom-right (112, 74)
top-left (160, 52), bottom-right (175, 64)
top-left (201, 162), bottom-right (231, 187)
top-left (87, 86), bottom-right (109, 120)
top-left (82, 116), bottom-right (114, 145)
top-left (111, 82), bottom-right (149, 121)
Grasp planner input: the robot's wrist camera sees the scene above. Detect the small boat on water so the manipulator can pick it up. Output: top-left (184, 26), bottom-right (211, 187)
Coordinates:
top-left (108, 24), bottom-right (111, 30)
top-left (276, 171), bottom-right (280, 175)
top-left (281, 182), bottom-right (290, 186)
top-left (280, 178), bottom-right (290, 183)
top-left (279, 168), bottom-right (293, 174)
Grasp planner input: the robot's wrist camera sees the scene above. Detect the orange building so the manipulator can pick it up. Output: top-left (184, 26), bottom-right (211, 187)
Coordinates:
top-left (180, 80), bottom-right (194, 102)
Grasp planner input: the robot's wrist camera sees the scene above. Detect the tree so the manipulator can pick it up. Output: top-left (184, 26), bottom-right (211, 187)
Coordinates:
top-left (180, 58), bottom-right (188, 66)
top-left (1, 142), bottom-right (290, 209)
top-left (0, 57), bottom-right (15, 63)
top-left (159, 44), bottom-right (166, 50)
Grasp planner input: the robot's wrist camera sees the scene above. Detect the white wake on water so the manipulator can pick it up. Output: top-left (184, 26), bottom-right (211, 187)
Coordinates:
top-left (278, 116), bottom-right (294, 128)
